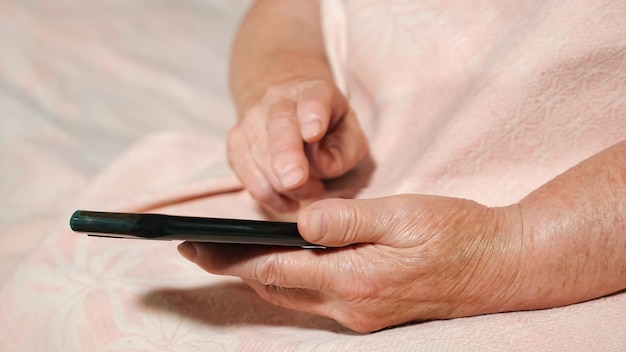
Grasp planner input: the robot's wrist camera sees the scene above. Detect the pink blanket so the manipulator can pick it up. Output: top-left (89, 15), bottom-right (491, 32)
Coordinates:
top-left (1, 0), bottom-right (625, 350)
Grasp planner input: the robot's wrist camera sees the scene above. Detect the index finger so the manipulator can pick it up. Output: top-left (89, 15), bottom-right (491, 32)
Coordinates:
top-left (296, 81), bottom-right (334, 143)
top-left (179, 242), bottom-right (355, 294)
top-left (266, 100), bottom-right (310, 190)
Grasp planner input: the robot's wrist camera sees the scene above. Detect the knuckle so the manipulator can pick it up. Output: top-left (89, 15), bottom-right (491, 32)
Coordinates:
top-left (339, 281), bottom-right (378, 304)
top-left (336, 201), bottom-right (362, 243)
top-left (250, 282), bottom-right (285, 307)
top-left (298, 80), bottom-right (331, 96)
top-left (268, 136), bottom-right (302, 160)
top-left (333, 266), bottom-right (380, 305)
top-left (264, 85), bottom-right (293, 101)
top-left (268, 108), bottom-right (296, 128)
top-left (254, 256), bottom-right (281, 286)
top-left (299, 79), bottom-right (328, 89)
top-left (226, 123), bottom-right (240, 141)
top-left (226, 128), bottom-right (243, 155)
top-left (254, 284), bottom-right (281, 305)
top-left (227, 125), bottom-right (258, 163)
top-left (249, 183), bottom-right (277, 205)
top-left (332, 309), bottom-right (383, 333)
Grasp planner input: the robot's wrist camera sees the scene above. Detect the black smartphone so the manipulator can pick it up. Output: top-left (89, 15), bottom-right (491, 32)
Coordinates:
top-left (69, 210), bottom-right (324, 249)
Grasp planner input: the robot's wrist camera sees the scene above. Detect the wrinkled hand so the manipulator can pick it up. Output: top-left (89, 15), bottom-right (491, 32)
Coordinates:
top-left (227, 80), bottom-right (368, 213)
top-left (178, 195), bottom-right (525, 332)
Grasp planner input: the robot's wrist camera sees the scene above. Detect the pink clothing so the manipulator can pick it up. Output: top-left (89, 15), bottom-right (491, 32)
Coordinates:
top-left (323, 0), bottom-right (626, 205)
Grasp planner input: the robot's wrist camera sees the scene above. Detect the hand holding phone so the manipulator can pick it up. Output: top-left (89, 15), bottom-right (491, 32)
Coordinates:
top-left (69, 210), bottom-right (324, 249)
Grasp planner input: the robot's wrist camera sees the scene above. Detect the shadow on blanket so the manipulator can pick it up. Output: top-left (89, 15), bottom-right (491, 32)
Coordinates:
top-left (140, 282), bottom-right (359, 333)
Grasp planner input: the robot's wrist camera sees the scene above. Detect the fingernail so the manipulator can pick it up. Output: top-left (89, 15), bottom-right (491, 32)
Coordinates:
top-left (304, 209), bottom-right (328, 243)
top-left (302, 119), bottom-right (322, 140)
top-left (178, 242), bottom-right (198, 262)
top-left (281, 166), bottom-right (305, 189)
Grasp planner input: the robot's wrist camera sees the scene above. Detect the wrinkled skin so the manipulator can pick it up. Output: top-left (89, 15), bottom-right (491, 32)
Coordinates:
top-left (227, 79), bottom-right (368, 213)
top-left (179, 195), bottom-right (525, 333)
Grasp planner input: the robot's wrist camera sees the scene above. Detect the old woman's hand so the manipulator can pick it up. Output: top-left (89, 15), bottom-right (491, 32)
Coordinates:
top-left (178, 195), bottom-right (525, 332)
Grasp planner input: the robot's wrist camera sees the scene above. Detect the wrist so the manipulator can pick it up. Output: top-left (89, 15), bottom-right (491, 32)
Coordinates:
top-left (459, 203), bottom-right (529, 316)
top-left (229, 53), bottom-right (334, 116)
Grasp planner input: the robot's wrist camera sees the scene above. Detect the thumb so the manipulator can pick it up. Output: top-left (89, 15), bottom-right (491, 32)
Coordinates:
top-left (297, 197), bottom-right (404, 247)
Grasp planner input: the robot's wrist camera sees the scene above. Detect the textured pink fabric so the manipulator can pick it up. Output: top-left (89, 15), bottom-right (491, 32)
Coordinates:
top-left (1, 0), bottom-right (625, 350)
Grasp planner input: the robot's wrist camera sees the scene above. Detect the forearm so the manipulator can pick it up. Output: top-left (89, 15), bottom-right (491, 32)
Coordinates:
top-left (229, 0), bottom-right (333, 114)
top-left (515, 139), bottom-right (626, 310)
